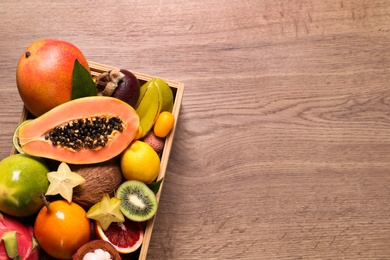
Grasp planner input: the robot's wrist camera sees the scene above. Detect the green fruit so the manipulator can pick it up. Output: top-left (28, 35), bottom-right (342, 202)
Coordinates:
top-left (0, 154), bottom-right (49, 217)
top-left (154, 78), bottom-right (174, 113)
top-left (115, 180), bottom-right (157, 222)
top-left (135, 78), bottom-right (173, 113)
top-left (135, 80), bottom-right (162, 138)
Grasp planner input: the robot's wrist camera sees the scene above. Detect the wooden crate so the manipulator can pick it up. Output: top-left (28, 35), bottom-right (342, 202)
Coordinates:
top-left (12, 61), bottom-right (185, 260)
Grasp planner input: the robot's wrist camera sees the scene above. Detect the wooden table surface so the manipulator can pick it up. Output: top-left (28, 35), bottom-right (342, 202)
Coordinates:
top-left (1, 0), bottom-right (390, 259)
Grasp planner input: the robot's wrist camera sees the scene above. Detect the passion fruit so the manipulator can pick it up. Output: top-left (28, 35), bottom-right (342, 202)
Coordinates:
top-left (0, 154), bottom-right (49, 217)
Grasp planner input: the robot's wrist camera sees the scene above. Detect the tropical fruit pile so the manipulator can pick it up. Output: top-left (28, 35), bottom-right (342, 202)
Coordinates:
top-left (0, 39), bottom-right (176, 259)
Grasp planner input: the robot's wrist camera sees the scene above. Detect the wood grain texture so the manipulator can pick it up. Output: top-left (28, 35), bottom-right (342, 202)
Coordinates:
top-left (1, 0), bottom-right (390, 259)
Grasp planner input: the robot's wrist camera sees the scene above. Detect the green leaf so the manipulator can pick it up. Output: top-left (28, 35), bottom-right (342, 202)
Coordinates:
top-left (147, 177), bottom-right (164, 195)
top-left (71, 59), bottom-right (97, 99)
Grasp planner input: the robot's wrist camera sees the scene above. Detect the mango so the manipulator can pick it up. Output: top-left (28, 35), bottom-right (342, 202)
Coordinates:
top-left (16, 39), bottom-right (90, 117)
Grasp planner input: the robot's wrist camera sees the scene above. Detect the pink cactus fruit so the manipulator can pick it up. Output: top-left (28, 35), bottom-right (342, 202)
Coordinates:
top-left (0, 213), bottom-right (39, 260)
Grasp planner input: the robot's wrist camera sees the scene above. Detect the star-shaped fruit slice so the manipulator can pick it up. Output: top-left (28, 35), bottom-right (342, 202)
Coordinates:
top-left (45, 162), bottom-right (85, 203)
top-left (86, 194), bottom-right (125, 231)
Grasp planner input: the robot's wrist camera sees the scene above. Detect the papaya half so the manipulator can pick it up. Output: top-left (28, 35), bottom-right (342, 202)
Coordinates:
top-left (16, 96), bottom-right (139, 164)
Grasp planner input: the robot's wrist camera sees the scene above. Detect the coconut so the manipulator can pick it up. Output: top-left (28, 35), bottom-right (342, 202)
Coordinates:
top-left (70, 157), bottom-right (124, 210)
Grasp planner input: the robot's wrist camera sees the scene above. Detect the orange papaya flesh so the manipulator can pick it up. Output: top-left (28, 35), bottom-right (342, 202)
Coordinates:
top-left (17, 96), bottom-right (139, 164)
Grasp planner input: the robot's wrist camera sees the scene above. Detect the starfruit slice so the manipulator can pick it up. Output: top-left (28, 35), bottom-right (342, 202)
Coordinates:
top-left (86, 194), bottom-right (125, 231)
top-left (154, 78), bottom-right (174, 113)
top-left (45, 162), bottom-right (85, 203)
top-left (135, 80), bottom-right (163, 138)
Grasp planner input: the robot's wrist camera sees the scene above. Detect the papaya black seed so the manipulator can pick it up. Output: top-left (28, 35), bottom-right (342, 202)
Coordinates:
top-left (47, 116), bottom-right (123, 150)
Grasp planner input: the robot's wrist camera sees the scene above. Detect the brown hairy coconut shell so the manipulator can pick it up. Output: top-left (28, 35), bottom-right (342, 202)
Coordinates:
top-left (70, 157), bottom-right (124, 210)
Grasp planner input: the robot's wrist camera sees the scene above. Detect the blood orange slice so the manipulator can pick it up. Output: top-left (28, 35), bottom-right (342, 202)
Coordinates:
top-left (94, 218), bottom-right (144, 254)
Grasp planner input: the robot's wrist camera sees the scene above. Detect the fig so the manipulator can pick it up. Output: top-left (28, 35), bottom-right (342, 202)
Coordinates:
top-left (72, 240), bottom-right (122, 260)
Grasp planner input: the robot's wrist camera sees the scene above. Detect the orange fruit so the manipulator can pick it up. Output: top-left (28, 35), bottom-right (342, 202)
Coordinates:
top-left (34, 200), bottom-right (91, 259)
top-left (153, 111), bottom-right (175, 138)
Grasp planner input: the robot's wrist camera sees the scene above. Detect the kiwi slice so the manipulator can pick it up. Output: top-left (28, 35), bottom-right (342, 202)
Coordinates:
top-left (116, 180), bottom-right (158, 222)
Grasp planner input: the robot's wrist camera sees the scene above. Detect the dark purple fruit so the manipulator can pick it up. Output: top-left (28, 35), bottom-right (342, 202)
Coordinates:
top-left (72, 240), bottom-right (122, 260)
top-left (112, 69), bottom-right (140, 107)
